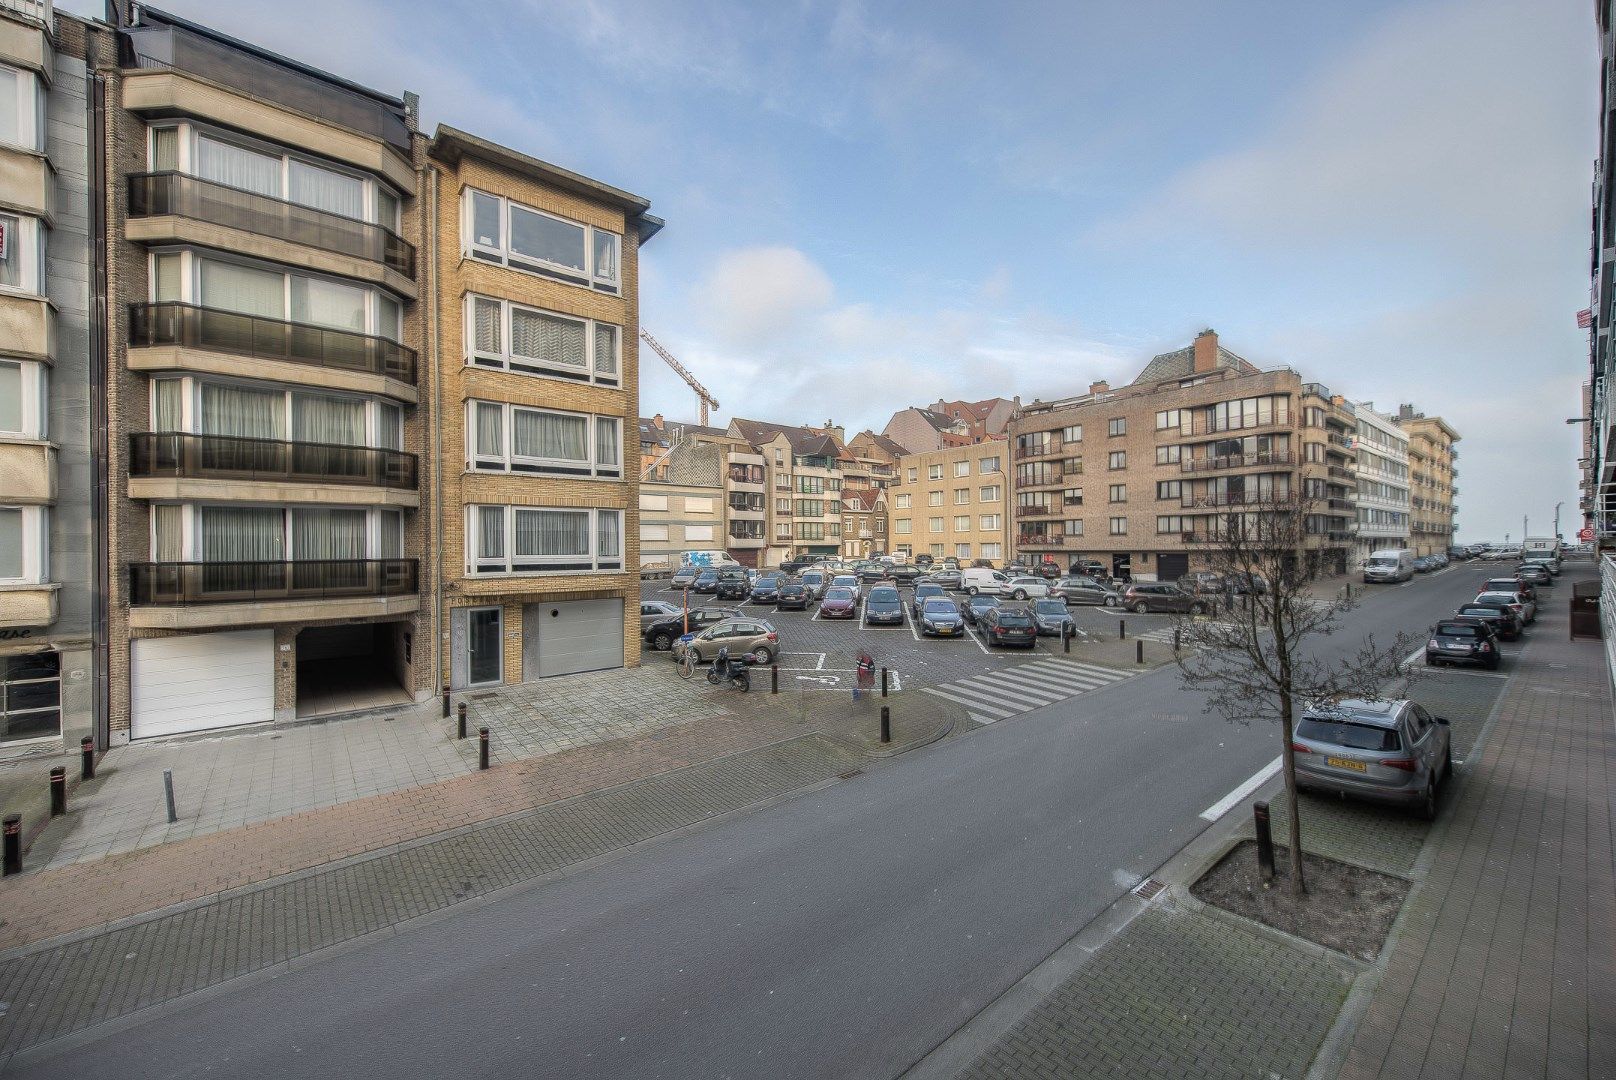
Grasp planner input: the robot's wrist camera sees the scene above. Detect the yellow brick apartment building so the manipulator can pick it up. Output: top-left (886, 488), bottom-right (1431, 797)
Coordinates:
top-left (888, 444), bottom-right (1010, 564)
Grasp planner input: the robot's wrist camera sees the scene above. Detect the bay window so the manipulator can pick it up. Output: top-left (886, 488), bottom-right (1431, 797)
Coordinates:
top-left (465, 294), bottom-right (620, 385)
top-left (152, 504), bottom-right (403, 562)
top-left (0, 64), bottom-right (43, 151)
top-left (0, 213), bottom-right (44, 293)
top-left (463, 188), bottom-right (622, 294)
top-left (466, 400), bottom-right (622, 478)
top-left (152, 376), bottom-right (403, 448)
top-left (0, 360), bottom-right (46, 438)
top-left (153, 250), bottom-right (403, 341)
top-left (0, 505), bottom-right (48, 583)
top-left (466, 505), bottom-right (625, 573)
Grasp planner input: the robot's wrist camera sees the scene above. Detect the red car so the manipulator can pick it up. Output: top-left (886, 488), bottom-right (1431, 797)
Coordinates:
top-left (819, 586), bottom-right (858, 618)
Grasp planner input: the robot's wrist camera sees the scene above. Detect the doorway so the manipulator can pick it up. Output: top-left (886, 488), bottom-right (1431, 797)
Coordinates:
top-left (1111, 552), bottom-right (1133, 584)
top-left (295, 623), bottom-right (413, 718)
top-left (451, 606), bottom-right (505, 690)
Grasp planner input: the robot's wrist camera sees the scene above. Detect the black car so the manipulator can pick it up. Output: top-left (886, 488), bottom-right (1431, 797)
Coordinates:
top-left (857, 563), bottom-right (889, 584)
top-left (775, 583), bottom-right (809, 610)
top-left (1030, 598), bottom-right (1075, 636)
top-left (750, 574), bottom-right (787, 604)
top-left (641, 606), bottom-right (740, 651)
top-left (1225, 572), bottom-right (1269, 596)
top-left (864, 586), bottom-right (905, 626)
top-left (798, 569), bottom-right (832, 601)
top-left (962, 593), bottom-right (999, 627)
top-left (1453, 603), bottom-right (1522, 641)
top-left (1426, 620), bottom-right (1500, 670)
top-left (911, 582), bottom-right (948, 617)
top-left (890, 564), bottom-right (924, 585)
top-left (917, 597), bottom-right (965, 637)
top-left (981, 605), bottom-right (1037, 648)
top-left (691, 568), bottom-right (720, 594)
top-left (1035, 561), bottom-right (1063, 579)
top-left (913, 554), bottom-right (934, 569)
top-left (776, 558), bottom-right (809, 575)
top-left (715, 575), bottom-right (750, 601)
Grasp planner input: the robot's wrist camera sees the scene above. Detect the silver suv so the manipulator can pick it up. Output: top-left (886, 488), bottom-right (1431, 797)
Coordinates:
top-left (1292, 699), bottom-right (1451, 819)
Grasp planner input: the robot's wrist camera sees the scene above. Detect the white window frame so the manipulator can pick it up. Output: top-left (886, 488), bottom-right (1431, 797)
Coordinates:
top-left (979, 485), bottom-right (1000, 502)
top-left (0, 212), bottom-right (45, 295)
top-left (979, 514), bottom-right (1000, 530)
top-left (465, 504), bottom-right (625, 575)
top-left (981, 542), bottom-right (1002, 560)
top-left (0, 359), bottom-right (47, 439)
top-left (151, 375), bottom-right (402, 448)
top-left (979, 456), bottom-right (1001, 472)
top-left (465, 400), bottom-right (622, 479)
top-left (927, 464), bottom-right (943, 480)
top-left (152, 249), bottom-right (404, 341)
top-left (955, 543), bottom-right (971, 559)
top-left (894, 519), bottom-right (912, 535)
top-left (461, 187), bottom-right (622, 294)
top-left (928, 517), bottom-right (944, 533)
top-left (0, 63), bottom-right (42, 152)
top-left (153, 503), bottom-right (401, 562)
top-left (953, 515), bottom-right (970, 531)
top-left (465, 294), bottom-right (620, 386)
top-left (894, 493), bottom-right (911, 509)
top-left (953, 488), bottom-right (970, 505)
top-left (953, 460), bottom-right (969, 477)
top-left (0, 505), bottom-right (48, 583)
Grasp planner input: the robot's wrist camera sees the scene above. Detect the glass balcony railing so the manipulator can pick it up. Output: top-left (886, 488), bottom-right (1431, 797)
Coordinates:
top-left (129, 432), bottom-right (417, 489)
top-left (130, 302), bottom-right (417, 384)
top-left (129, 559), bottom-right (418, 605)
top-left (128, 172), bottom-right (415, 277)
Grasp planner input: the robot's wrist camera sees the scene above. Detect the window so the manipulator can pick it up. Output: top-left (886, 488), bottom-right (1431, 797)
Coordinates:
top-left (467, 402), bottom-right (621, 478)
top-left (1109, 517), bottom-right (1127, 535)
top-left (795, 499), bottom-right (824, 518)
top-left (639, 493), bottom-right (668, 511)
top-left (1108, 451), bottom-right (1126, 470)
top-left (981, 543), bottom-right (1002, 560)
top-left (775, 522), bottom-right (792, 539)
top-left (894, 519), bottom-right (912, 535)
top-left (0, 505), bottom-right (47, 583)
top-left (928, 517), bottom-right (944, 533)
top-left (1064, 519), bottom-right (1084, 537)
top-left (162, 252), bottom-right (402, 340)
top-left (797, 475), bottom-right (825, 494)
top-left (930, 543), bottom-right (945, 556)
top-left (1109, 484), bottom-right (1127, 503)
top-left (466, 295), bottom-right (619, 386)
top-left (1156, 480), bottom-right (1182, 500)
top-left (928, 491), bottom-right (944, 506)
top-left (1060, 425), bottom-right (1082, 445)
top-left (799, 523), bottom-right (826, 541)
top-left (894, 493), bottom-right (911, 509)
top-left (0, 213), bottom-right (43, 293)
top-left (955, 543), bottom-right (972, 558)
top-left (0, 360), bottom-right (45, 438)
top-left (1108, 418), bottom-right (1126, 437)
top-left (875, 518), bottom-right (886, 533)
top-left (156, 378), bottom-right (399, 447)
top-left (954, 515), bottom-right (970, 530)
top-left (979, 514), bottom-right (1001, 530)
top-left (906, 467), bottom-right (918, 483)
top-left (686, 497), bottom-right (713, 514)
top-left (928, 464), bottom-right (943, 480)
top-left (0, 651), bottom-right (59, 745)
top-left (0, 64), bottom-right (42, 151)
top-left (464, 188), bottom-right (621, 294)
top-left (954, 461), bottom-right (970, 477)
top-left (775, 498), bottom-right (791, 514)
top-left (954, 488), bottom-right (970, 505)
top-left (1155, 410), bottom-right (1183, 430)
top-left (466, 505), bottom-right (624, 573)
top-left (1156, 445), bottom-right (1181, 465)
top-left (979, 484), bottom-right (1001, 502)
top-left (979, 455), bottom-right (1000, 472)
top-left (642, 524), bottom-right (669, 542)
top-left (1157, 515), bottom-right (1198, 534)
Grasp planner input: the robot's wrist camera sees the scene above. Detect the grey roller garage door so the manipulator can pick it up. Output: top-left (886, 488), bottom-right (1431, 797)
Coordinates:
top-left (1155, 553), bottom-right (1189, 582)
top-left (523, 599), bottom-right (624, 679)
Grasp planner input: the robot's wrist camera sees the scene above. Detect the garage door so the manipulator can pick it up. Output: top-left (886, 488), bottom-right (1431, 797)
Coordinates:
top-left (523, 599), bottom-right (624, 679)
top-left (131, 630), bottom-right (275, 739)
top-left (1155, 553), bottom-right (1189, 583)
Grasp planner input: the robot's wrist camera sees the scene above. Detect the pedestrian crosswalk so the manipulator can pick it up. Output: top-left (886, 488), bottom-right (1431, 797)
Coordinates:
top-left (919, 657), bottom-right (1139, 726)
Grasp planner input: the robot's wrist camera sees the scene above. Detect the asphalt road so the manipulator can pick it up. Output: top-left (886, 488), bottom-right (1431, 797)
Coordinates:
top-left (18, 566), bottom-right (1503, 1080)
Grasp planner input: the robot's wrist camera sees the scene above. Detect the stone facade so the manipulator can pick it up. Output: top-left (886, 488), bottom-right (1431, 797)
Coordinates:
top-left (639, 434), bottom-right (724, 571)
top-left (1396, 406), bottom-right (1460, 556)
top-left (1352, 403), bottom-right (1412, 564)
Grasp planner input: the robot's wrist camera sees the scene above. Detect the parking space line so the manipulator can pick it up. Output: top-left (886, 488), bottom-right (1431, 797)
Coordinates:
top-left (1199, 756), bottom-right (1282, 822)
top-left (962, 624), bottom-right (992, 656)
top-left (921, 686), bottom-right (1015, 718)
top-left (908, 611), bottom-right (920, 641)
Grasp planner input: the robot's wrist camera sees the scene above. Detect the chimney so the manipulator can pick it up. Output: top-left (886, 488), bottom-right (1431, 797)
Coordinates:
top-left (824, 420), bottom-right (845, 442)
top-left (1089, 380), bottom-right (1110, 395)
top-left (652, 413), bottom-right (664, 429)
top-left (1192, 328), bottom-right (1218, 373)
top-left (1398, 404), bottom-right (1416, 420)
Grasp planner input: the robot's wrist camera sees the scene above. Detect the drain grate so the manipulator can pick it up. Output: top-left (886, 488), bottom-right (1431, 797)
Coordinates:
top-left (1133, 878), bottom-right (1166, 901)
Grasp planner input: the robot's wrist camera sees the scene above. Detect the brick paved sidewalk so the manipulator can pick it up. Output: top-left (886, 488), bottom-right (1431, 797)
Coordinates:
top-left (1336, 595), bottom-right (1616, 1079)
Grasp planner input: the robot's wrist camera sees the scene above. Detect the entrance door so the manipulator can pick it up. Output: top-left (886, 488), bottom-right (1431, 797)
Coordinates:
top-left (451, 607), bottom-right (503, 689)
top-left (1111, 552), bottom-right (1133, 582)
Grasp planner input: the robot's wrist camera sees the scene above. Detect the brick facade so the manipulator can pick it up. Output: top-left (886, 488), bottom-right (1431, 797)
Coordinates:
top-left (888, 444), bottom-right (1011, 564)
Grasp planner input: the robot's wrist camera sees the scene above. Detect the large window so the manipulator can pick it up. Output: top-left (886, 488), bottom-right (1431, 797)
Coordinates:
top-left (979, 484), bottom-right (1001, 502)
top-left (953, 515), bottom-right (970, 530)
top-left (894, 494), bottom-right (911, 509)
top-left (1, 651), bottom-right (59, 746)
top-left (1108, 517), bottom-right (1127, 535)
top-left (0, 213), bottom-right (44, 293)
top-left (1108, 418), bottom-right (1126, 437)
top-left (0, 505), bottom-right (48, 583)
top-left (150, 377), bottom-right (401, 448)
top-left (152, 504), bottom-right (402, 562)
top-left (467, 401), bottom-right (621, 478)
top-left (953, 461), bottom-right (969, 477)
top-left (466, 505), bottom-right (624, 574)
top-left (979, 514), bottom-right (1000, 530)
top-left (152, 251), bottom-right (402, 341)
top-left (0, 360), bottom-right (46, 438)
top-left (464, 189), bottom-right (621, 294)
top-left (466, 294), bottom-right (620, 386)
top-left (1108, 451), bottom-right (1126, 470)
top-left (0, 64), bottom-right (42, 151)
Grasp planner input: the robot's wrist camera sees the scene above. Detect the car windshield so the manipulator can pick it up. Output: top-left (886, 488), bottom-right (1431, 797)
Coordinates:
top-left (780, 585), bottom-right (803, 594)
top-left (1296, 717), bottom-right (1402, 752)
top-left (1366, 556), bottom-right (1398, 567)
top-left (995, 611), bottom-right (1033, 627)
top-left (916, 585), bottom-right (943, 597)
top-left (1034, 600), bottom-right (1066, 615)
top-left (921, 599), bottom-right (957, 614)
top-left (824, 587), bottom-right (854, 601)
top-left (869, 588), bottom-right (900, 603)
top-left (1476, 592), bottom-right (1518, 605)
top-left (1435, 623), bottom-right (1481, 637)
top-left (1457, 606), bottom-right (1501, 617)
top-left (970, 596), bottom-right (997, 609)
top-left (832, 576), bottom-right (857, 587)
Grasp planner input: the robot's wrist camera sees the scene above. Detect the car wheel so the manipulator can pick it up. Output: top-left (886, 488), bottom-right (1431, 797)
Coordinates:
top-left (1420, 780), bottom-right (1438, 821)
top-left (1443, 743), bottom-right (1453, 782)
top-left (750, 646), bottom-right (773, 665)
top-left (1132, 601), bottom-right (1149, 614)
top-left (1012, 589), bottom-right (1027, 600)
top-left (1103, 596), bottom-right (1118, 607)
top-left (1189, 603), bottom-right (1205, 616)
top-left (966, 586), bottom-right (978, 596)
top-left (652, 632), bottom-right (673, 651)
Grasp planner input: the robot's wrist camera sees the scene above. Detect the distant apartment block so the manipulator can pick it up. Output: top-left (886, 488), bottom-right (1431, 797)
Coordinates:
top-left (888, 444), bottom-right (1009, 564)
top-left (1352, 403), bottom-right (1411, 562)
top-left (1395, 404), bottom-right (1459, 556)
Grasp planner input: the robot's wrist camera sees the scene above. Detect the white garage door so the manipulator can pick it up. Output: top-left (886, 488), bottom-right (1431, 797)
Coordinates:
top-left (523, 599), bottom-right (624, 679)
top-left (131, 630), bottom-right (275, 739)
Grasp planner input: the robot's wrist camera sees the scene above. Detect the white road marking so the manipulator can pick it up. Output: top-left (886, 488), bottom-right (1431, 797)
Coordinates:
top-left (946, 680), bottom-right (1051, 710)
top-left (1199, 756), bottom-right (1283, 822)
top-left (972, 672), bottom-right (1066, 703)
top-left (908, 610), bottom-right (921, 642)
top-left (921, 686), bottom-right (1015, 717)
top-left (1034, 659), bottom-right (1130, 682)
top-left (999, 666), bottom-right (1107, 694)
top-left (1400, 645), bottom-right (1426, 669)
top-left (962, 623), bottom-right (993, 656)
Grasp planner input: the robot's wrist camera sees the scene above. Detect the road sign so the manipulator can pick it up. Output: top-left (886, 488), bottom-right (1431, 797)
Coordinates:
top-left (1580, 526), bottom-right (1595, 542)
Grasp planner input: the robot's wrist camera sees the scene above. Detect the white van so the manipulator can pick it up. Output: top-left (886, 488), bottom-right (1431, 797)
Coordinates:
top-left (961, 567), bottom-right (1012, 595)
top-left (1362, 548), bottom-right (1415, 584)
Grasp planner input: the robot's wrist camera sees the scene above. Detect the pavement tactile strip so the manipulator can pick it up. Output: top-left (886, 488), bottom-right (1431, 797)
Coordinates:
top-left (0, 734), bottom-right (861, 1060)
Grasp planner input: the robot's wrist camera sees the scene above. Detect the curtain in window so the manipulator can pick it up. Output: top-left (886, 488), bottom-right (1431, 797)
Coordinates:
top-left (377, 188), bottom-right (400, 231)
top-left (512, 410), bottom-right (586, 461)
top-left (153, 504), bottom-right (184, 561)
top-left (596, 511), bottom-right (620, 558)
top-left (0, 70), bottom-right (19, 148)
top-left (476, 506), bottom-right (505, 559)
top-left (292, 508), bottom-right (366, 560)
top-left (151, 253), bottom-right (181, 302)
top-left (511, 309), bottom-right (586, 368)
top-left (377, 293), bottom-right (401, 342)
top-left (593, 231), bottom-right (619, 283)
top-left (376, 403), bottom-right (402, 450)
top-left (151, 379), bottom-right (182, 431)
top-left (376, 510), bottom-right (403, 559)
top-left (290, 276), bottom-right (367, 332)
top-left (509, 205), bottom-right (585, 271)
top-left (0, 214), bottom-right (21, 289)
top-left (0, 363), bottom-right (20, 432)
top-left (515, 509), bottom-right (588, 557)
top-left (293, 393), bottom-right (366, 446)
top-left (200, 383), bottom-right (283, 439)
top-left (150, 126), bottom-right (178, 171)
top-left (199, 507), bottom-right (282, 562)
top-left (472, 297), bottom-right (501, 354)
top-left (0, 508), bottom-right (21, 579)
top-left (199, 260), bottom-right (285, 319)
top-left (288, 160), bottom-right (364, 220)
top-left (593, 324), bottom-right (618, 376)
top-left (474, 403), bottom-right (503, 457)
top-left (595, 418), bottom-right (620, 467)
top-left (195, 136), bottom-right (281, 197)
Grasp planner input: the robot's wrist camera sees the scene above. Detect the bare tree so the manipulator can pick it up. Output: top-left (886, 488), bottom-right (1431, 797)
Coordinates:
top-left (1172, 494), bottom-right (1419, 896)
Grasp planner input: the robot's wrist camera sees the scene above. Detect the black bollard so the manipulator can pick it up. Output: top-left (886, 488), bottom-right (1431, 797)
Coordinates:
top-left (880, 705), bottom-right (891, 744)
top-left (1119, 618), bottom-right (1126, 641)
top-left (479, 727), bottom-right (490, 770)
top-left (881, 667), bottom-right (889, 698)
top-left (771, 663), bottom-right (779, 695)
top-left (163, 769), bottom-right (178, 823)
top-left (457, 702), bottom-right (467, 740)
top-left (442, 688), bottom-right (450, 718)
top-left (1136, 639), bottom-right (1144, 665)
top-left (1345, 581), bottom-right (1352, 601)
top-left (1254, 801), bottom-right (1275, 886)
top-left (80, 737), bottom-right (95, 781)
top-left (1173, 627), bottom-right (1181, 654)
top-left (49, 767), bottom-right (66, 817)
top-left (2, 814), bottom-right (19, 876)
top-left (1062, 623), bottom-right (1071, 653)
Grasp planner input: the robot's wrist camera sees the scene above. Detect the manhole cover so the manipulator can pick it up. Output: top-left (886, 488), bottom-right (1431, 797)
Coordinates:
top-left (1133, 878), bottom-right (1166, 901)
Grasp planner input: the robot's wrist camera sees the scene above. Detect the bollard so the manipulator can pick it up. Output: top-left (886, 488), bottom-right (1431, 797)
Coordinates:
top-left (880, 705), bottom-right (891, 745)
top-left (771, 663), bottom-right (779, 695)
top-left (1119, 618), bottom-right (1126, 641)
top-left (1254, 801), bottom-right (1275, 886)
top-left (881, 667), bottom-right (889, 698)
top-left (479, 727), bottom-right (490, 770)
top-left (1173, 627), bottom-right (1181, 654)
top-left (1345, 581), bottom-right (1352, 601)
top-left (1062, 623), bottom-right (1071, 654)
top-left (442, 688), bottom-right (450, 718)
top-left (80, 736), bottom-right (95, 781)
top-left (1136, 638), bottom-right (1144, 665)
top-left (457, 702), bottom-right (467, 740)
top-left (49, 766), bottom-right (66, 817)
top-left (162, 769), bottom-right (178, 823)
top-left (2, 814), bottom-right (19, 876)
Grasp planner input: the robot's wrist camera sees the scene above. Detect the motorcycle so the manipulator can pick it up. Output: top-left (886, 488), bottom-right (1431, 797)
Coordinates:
top-left (705, 646), bottom-right (751, 692)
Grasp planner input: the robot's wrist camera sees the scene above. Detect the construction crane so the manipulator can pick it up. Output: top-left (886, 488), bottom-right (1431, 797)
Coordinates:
top-left (640, 328), bottom-right (719, 426)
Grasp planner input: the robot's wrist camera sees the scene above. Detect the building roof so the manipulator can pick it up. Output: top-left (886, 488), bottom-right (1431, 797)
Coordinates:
top-left (842, 488), bottom-right (883, 512)
top-left (1134, 343), bottom-right (1258, 384)
top-left (916, 408), bottom-right (964, 432)
top-left (729, 418), bottom-right (842, 457)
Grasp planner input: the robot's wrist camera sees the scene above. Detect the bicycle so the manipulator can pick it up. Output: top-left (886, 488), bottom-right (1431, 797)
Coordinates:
top-left (677, 650), bottom-right (696, 679)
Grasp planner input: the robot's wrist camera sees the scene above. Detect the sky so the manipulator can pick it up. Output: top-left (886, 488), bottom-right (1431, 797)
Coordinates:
top-left (76, 0), bottom-right (1596, 542)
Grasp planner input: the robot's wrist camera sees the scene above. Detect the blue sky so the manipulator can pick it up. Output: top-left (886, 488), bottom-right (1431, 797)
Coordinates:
top-left (85, 0), bottom-right (1594, 542)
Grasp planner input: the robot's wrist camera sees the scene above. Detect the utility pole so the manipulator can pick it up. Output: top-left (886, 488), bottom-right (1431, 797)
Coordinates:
top-left (1554, 500), bottom-right (1563, 540)
top-left (1522, 514), bottom-right (1528, 541)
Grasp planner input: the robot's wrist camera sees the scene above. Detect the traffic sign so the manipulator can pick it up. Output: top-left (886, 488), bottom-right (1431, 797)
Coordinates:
top-left (1579, 526), bottom-right (1595, 542)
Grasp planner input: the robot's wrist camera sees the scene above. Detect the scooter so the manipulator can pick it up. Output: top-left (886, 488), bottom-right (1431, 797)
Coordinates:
top-left (705, 646), bottom-right (751, 692)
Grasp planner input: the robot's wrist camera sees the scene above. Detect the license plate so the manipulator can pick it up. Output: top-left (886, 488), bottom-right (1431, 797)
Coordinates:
top-left (1326, 756), bottom-right (1366, 772)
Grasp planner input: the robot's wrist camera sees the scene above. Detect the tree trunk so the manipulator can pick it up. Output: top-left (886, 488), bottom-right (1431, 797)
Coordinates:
top-left (1279, 703), bottom-right (1307, 896)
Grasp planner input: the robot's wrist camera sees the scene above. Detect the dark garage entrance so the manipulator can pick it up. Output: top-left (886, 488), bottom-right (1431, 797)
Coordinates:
top-left (1155, 552), bottom-right (1189, 583)
top-left (295, 622), bottom-right (413, 717)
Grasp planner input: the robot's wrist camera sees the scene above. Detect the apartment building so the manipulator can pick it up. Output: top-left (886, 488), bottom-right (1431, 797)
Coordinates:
top-left (431, 125), bottom-right (658, 688)
top-left (925, 397), bottom-right (1021, 441)
top-left (728, 419), bottom-right (845, 564)
top-left (881, 405), bottom-right (975, 454)
top-left (888, 444), bottom-right (1009, 564)
top-left (638, 427), bottom-right (724, 571)
top-left (1586, 3), bottom-right (1616, 537)
top-left (1396, 404), bottom-right (1460, 556)
top-left (1008, 330), bottom-right (1355, 581)
top-left (840, 486), bottom-right (887, 559)
top-left (0, 0), bottom-right (95, 755)
top-left (1352, 403), bottom-right (1411, 562)
top-left (81, 4), bottom-right (433, 740)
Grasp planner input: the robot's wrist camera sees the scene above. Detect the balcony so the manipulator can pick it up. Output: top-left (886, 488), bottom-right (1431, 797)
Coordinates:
top-left (1013, 444), bottom-right (1056, 460)
top-left (1015, 504), bottom-right (1059, 518)
top-left (0, 291), bottom-right (54, 361)
top-left (128, 433), bottom-right (418, 507)
top-left (1327, 497), bottom-right (1356, 512)
top-left (1180, 451), bottom-right (1295, 474)
top-left (129, 559), bottom-right (419, 629)
top-left (1016, 533), bottom-right (1083, 550)
top-left (727, 526), bottom-right (766, 547)
top-left (0, 440), bottom-right (55, 504)
top-left (127, 172), bottom-right (416, 286)
top-left (0, 583), bottom-right (58, 629)
top-left (128, 302), bottom-right (417, 398)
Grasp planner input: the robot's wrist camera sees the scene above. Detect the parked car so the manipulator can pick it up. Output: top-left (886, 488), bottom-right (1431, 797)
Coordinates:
top-left (890, 564), bottom-right (925, 586)
top-left (641, 600), bottom-right (681, 621)
top-left (830, 574), bottom-right (862, 602)
top-left (776, 558), bottom-right (808, 575)
top-left (715, 575), bottom-right (751, 601)
top-left (1050, 576), bottom-right (1121, 607)
top-left (1363, 548), bottom-right (1415, 583)
top-left (1225, 572), bottom-right (1269, 596)
top-left (1030, 598), bottom-right (1075, 637)
top-left (911, 583), bottom-right (948, 616)
top-left (961, 567), bottom-right (1012, 595)
top-left (864, 586), bottom-right (906, 626)
top-left (1474, 590), bottom-right (1534, 626)
top-left (749, 574), bottom-right (787, 604)
top-left (913, 554), bottom-right (934, 569)
top-left (674, 618), bottom-right (779, 665)
top-left (691, 568), bottom-right (721, 594)
top-left (819, 586), bottom-right (859, 619)
top-left (1426, 620), bottom-right (1501, 670)
top-left (798, 569), bottom-right (831, 600)
top-left (855, 562), bottom-right (889, 584)
top-left (775, 582), bottom-right (809, 610)
top-left (1035, 560), bottom-right (1063, 579)
top-left (1292, 698), bottom-right (1452, 819)
top-left (1122, 583), bottom-right (1206, 614)
top-left (1484, 576), bottom-right (1537, 607)
top-left (1521, 556), bottom-right (1560, 577)
top-left (1003, 576), bottom-right (1051, 600)
top-left (963, 593), bottom-right (999, 627)
top-left (1514, 563), bottom-right (1551, 587)
top-left (917, 597), bottom-right (965, 637)
top-left (1453, 602), bottom-right (1522, 641)
top-left (923, 569), bottom-right (963, 590)
top-left (981, 605), bottom-right (1037, 648)
top-left (1412, 556), bottom-right (1434, 573)
top-left (1004, 562), bottom-right (1032, 577)
top-left (670, 566), bottom-right (700, 589)
top-left (1177, 571), bottom-right (1227, 596)
top-left (1070, 559), bottom-right (1107, 578)
top-left (941, 557), bottom-right (961, 571)
top-left (642, 606), bottom-right (740, 651)
top-left (745, 568), bottom-right (760, 586)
